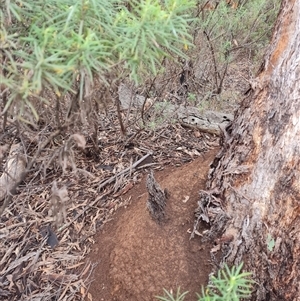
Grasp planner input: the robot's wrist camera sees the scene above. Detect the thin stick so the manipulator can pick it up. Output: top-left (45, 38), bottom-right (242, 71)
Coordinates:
top-left (58, 190), bottom-right (112, 233)
top-left (204, 30), bottom-right (219, 93)
top-left (96, 153), bottom-right (153, 191)
top-left (59, 153), bottom-right (154, 232)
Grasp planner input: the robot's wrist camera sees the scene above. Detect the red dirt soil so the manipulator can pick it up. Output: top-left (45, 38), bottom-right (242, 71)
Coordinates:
top-left (87, 148), bottom-right (219, 301)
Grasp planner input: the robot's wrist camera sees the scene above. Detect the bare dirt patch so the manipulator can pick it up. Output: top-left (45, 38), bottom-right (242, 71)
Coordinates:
top-left (87, 148), bottom-right (219, 301)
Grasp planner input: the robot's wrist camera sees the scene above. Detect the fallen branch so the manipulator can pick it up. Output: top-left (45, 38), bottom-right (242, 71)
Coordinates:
top-left (58, 153), bottom-right (154, 232)
top-left (96, 152), bottom-right (153, 191)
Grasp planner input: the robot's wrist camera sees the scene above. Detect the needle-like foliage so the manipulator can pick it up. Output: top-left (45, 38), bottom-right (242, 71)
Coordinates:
top-left (198, 263), bottom-right (254, 301)
top-left (0, 0), bottom-right (195, 121)
top-left (156, 263), bottom-right (254, 301)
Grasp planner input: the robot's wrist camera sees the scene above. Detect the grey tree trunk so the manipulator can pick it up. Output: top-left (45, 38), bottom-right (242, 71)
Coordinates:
top-left (197, 1), bottom-right (300, 300)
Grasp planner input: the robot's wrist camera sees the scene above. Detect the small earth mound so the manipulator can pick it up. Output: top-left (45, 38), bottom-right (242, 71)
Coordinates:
top-left (87, 148), bottom-right (219, 301)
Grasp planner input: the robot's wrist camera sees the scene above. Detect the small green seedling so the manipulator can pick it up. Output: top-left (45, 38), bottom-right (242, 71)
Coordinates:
top-left (156, 263), bottom-right (254, 301)
top-left (156, 288), bottom-right (189, 301)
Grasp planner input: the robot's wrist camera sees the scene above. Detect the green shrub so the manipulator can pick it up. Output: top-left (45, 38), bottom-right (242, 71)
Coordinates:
top-left (189, 0), bottom-right (280, 98)
top-left (198, 263), bottom-right (254, 301)
top-left (196, 0), bottom-right (280, 58)
top-left (156, 287), bottom-right (189, 301)
top-left (0, 0), bottom-right (195, 121)
top-left (156, 263), bottom-right (254, 301)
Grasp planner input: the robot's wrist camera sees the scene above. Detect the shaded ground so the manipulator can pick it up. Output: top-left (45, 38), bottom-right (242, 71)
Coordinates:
top-left (87, 148), bottom-right (219, 301)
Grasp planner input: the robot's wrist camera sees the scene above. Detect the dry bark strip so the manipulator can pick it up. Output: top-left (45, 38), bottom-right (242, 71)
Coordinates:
top-left (0, 129), bottom-right (61, 215)
top-left (0, 144), bottom-right (26, 208)
top-left (146, 170), bottom-right (167, 222)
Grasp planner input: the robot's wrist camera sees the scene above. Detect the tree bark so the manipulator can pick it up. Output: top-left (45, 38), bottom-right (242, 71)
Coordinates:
top-left (196, 1), bottom-right (300, 300)
top-left (146, 171), bottom-right (167, 223)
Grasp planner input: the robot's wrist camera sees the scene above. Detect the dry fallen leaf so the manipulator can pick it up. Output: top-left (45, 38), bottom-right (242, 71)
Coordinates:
top-left (72, 133), bottom-right (86, 149)
top-left (182, 196), bottom-right (190, 203)
top-left (211, 244), bottom-right (221, 253)
top-left (194, 230), bottom-right (203, 237)
top-left (87, 292), bottom-right (93, 301)
top-left (194, 130), bottom-right (201, 138)
top-left (49, 181), bottom-right (69, 227)
top-left (0, 144), bottom-right (9, 160)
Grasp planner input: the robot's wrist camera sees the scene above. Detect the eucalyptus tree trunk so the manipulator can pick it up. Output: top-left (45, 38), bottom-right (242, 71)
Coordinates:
top-left (198, 1), bottom-right (300, 300)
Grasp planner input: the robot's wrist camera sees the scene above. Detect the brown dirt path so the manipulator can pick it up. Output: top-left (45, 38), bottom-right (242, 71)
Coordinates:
top-left (87, 148), bottom-right (219, 301)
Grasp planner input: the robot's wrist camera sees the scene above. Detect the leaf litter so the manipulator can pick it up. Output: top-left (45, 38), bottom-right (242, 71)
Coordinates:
top-left (0, 105), bottom-right (219, 301)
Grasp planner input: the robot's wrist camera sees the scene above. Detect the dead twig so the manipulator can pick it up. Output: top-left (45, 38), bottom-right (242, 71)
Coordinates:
top-left (57, 190), bottom-right (112, 233)
top-left (204, 30), bottom-right (220, 94)
top-left (96, 152), bottom-right (153, 191)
